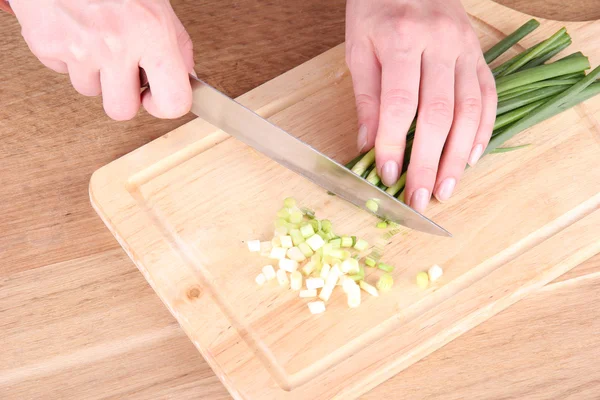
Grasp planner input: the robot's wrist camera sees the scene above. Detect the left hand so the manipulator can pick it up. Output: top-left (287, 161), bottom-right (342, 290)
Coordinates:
top-left (345, 0), bottom-right (497, 212)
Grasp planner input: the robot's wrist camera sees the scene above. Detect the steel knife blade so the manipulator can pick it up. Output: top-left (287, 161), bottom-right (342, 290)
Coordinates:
top-left (189, 76), bottom-right (451, 237)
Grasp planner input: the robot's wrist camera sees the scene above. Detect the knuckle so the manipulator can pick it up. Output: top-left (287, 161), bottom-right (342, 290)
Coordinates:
top-left (432, 13), bottom-right (458, 34)
top-left (457, 97), bottom-right (482, 120)
top-left (381, 89), bottom-right (418, 118)
top-left (421, 99), bottom-right (454, 127)
top-left (410, 163), bottom-right (438, 181)
top-left (354, 93), bottom-right (379, 117)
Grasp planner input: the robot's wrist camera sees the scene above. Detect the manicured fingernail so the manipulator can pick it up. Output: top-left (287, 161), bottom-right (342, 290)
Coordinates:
top-left (411, 188), bottom-right (430, 213)
top-left (357, 124), bottom-right (368, 152)
top-left (191, 70), bottom-right (198, 78)
top-left (435, 178), bottom-right (456, 202)
top-left (469, 144), bottom-right (484, 166)
top-left (381, 161), bottom-right (399, 187)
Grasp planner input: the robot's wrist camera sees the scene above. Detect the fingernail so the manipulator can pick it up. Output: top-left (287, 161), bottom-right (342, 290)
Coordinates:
top-left (191, 70), bottom-right (198, 78)
top-left (411, 188), bottom-right (430, 213)
top-left (357, 124), bottom-right (368, 153)
top-left (469, 144), bottom-right (484, 166)
top-left (381, 161), bottom-right (399, 187)
top-left (435, 178), bottom-right (456, 202)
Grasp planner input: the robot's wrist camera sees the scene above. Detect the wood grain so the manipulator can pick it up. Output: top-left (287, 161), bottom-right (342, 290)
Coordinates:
top-left (1, 0), bottom-right (600, 399)
top-left (495, 0), bottom-right (600, 21)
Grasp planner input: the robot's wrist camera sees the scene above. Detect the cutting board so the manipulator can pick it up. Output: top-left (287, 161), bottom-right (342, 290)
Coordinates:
top-left (90, 1), bottom-right (600, 399)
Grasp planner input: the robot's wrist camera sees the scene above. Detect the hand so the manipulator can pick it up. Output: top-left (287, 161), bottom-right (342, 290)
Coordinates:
top-left (12, 0), bottom-right (195, 120)
top-left (346, 0), bottom-right (497, 212)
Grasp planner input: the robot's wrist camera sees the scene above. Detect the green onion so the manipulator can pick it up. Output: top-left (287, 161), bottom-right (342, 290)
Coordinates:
top-left (289, 210), bottom-right (303, 224)
top-left (365, 167), bottom-right (381, 186)
top-left (497, 28), bottom-right (568, 77)
top-left (321, 219), bottom-right (332, 233)
top-left (277, 208), bottom-right (290, 219)
top-left (377, 263), bottom-right (395, 272)
top-left (345, 152), bottom-right (367, 170)
top-left (301, 207), bottom-right (316, 219)
top-left (300, 223), bottom-right (315, 238)
top-left (349, 266), bottom-right (365, 282)
top-left (365, 257), bottom-right (376, 267)
top-left (494, 99), bottom-right (546, 130)
top-left (517, 38), bottom-right (572, 71)
top-left (365, 198), bottom-right (380, 213)
top-left (329, 238), bottom-right (342, 248)
top-left (385, 172), bottom-right (407, 197)
top-left (377, 274), bottom-right (394, 292)
top-left (487, 67), bottom-right (600, 155)
top-left (497, 85), bottom-right (571, 114)
top-left (298, 242), bottom-right (314, 257)
top-left (497, 78), bottom-right (580, 101)
top-left (354, 238), bottom-right (369, 251)
top-left (341, 236), bottom-right (353, 248)
top-left (290, 229), bottom-right (305, 246)
top-left (351, 148), bottom-right (375, 176)
top-left (484, 19), bottom-right (540, 63)
top-left (496, 56), bottom-right (590, 94)
top-left (284, 197), bottom-right (296, 208)
top-left (309, 219), bottom-right (320, 232)
top-left (491, 144), bottom-right (531, 154)
top-left (376, 221), bottom-right (388, 229)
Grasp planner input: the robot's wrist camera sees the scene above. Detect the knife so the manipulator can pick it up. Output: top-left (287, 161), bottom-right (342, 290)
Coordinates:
top-left (189, 76), bottom-right (451, 237)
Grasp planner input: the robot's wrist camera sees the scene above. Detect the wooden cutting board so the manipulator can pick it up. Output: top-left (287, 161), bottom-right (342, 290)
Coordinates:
top-left (90, 1), bottom-right (600, 399)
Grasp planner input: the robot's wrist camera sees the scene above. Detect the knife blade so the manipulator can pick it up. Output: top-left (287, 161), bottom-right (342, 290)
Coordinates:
top-left (189, 76), bottom-right (451, 237)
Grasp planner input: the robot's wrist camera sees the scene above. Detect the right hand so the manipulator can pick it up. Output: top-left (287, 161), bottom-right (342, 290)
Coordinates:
top-left (12, 0), bottom-right (195, 120)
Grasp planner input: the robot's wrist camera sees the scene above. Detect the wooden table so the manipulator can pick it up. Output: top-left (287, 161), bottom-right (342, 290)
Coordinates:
top-left (1, 1), bottom-right (599, 398)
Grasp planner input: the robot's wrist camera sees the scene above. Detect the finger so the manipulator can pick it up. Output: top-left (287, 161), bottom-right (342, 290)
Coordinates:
top-left (434, 55), bottom-right (481, 202)
top-left (67, 63), bottom-right (101, 97)
top-left (171, 13), bottom-right (196, 74)
top-left (140, 38), bottom-right (192, 119)
top-left (346, 43), bottom-right (381, 153)
top-left (100, 64), bottom-right (141, 121)
top-left (39, 57), bottom-right (68, 74)
top-left (405, 50), bottom-right (456, 212)
top-left (375, 52), bottom-right (422, 186)
top-left (469, 59), bottom-right (497, 166)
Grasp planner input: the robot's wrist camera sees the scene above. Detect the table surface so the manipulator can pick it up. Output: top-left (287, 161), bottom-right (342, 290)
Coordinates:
top-left (1, 1), bottom-right (599, 399)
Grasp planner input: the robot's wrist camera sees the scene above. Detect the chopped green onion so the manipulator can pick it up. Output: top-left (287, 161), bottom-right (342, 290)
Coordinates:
top-left (297, 242), bottom-right (314, 257)
top-left (287, 247), bottom-right (307, 262)
top-left (428, 264), bottom-right (444, 282)
top-left (341, 236), bottom-right (353, 248)
top-left (416, 271), bottom-right (429, 289)
top-left (365, 198), bottom-right (379, 213)
top-left (359, 280), bottom-right (379, 297)
top-left (280, 235), bottom-right (293, 248)
top-left (365, 257), bottom-right (376, 267)
top-left (306, 234), bottom-right (325, 251)
top-left (348, 265), bottom-right (365, 282)
top-left (376, 274), bottom-right (394, 292)
top-left (321, 219), bottom-right (332, 233)
top-left (353, 238), bottom-right (369, 251)
top-left (329, 238), bottom-right (342, 248)
top-left (309, 219), bottom-right (321, 232)
top-left (284, 197), bottom-right (296, 208)
top-left (377, 263), bottom-right (395, 272)
top-left (322, 242), bottom-right (333, 255)
top-left (376, 221), bottom-right (388, 229)
top-left (317, 231), bottom-right (328, 240)
top-left (289, 210), bottom-right (303, 224)
top-left (277, 208), bottom-right (290, 219)
top-left (289, 229), bottom-right (305, 246)
top-left (301, 207), bottom-right (315, 219)
top-left (328, 249), bottom-right (346, 260)
top-left (341, 258), bottom-right (360, 274)
top-left (300, 224), bottom-right (315, 238)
